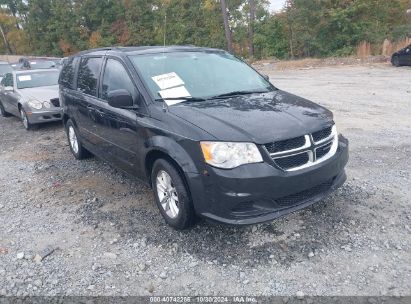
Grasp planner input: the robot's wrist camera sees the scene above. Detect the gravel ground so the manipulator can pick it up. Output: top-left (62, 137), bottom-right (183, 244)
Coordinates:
top-left (0, 63), bottom-right (410, 297)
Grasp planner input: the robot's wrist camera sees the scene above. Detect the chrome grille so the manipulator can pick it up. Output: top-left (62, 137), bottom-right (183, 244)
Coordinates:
top-left (265, 124), bottom-right (338, 171)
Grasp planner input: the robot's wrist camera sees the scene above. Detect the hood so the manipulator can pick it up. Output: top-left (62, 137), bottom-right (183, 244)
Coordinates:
top-left (169, 90), bottom-right (334, 144)
top-left (19, 85), bottom-right (59, 101)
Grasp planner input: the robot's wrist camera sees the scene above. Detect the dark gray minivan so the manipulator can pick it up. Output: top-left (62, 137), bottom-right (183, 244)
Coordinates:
top-left (59, 46), bottom-right (349, 229)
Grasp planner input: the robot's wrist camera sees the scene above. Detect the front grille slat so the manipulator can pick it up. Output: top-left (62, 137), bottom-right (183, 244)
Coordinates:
top-left (316, 142), bottom-right (332, 160)
top-left (274, 152), bottom-right (309, 170)
top-left (312, 126), bottom-right (333, 142)
top-left (264, 136), bottom-right (305, 154)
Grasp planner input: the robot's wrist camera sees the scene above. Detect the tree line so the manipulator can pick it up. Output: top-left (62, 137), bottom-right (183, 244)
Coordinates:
top-left (0, 0), bottom-right (410, 59)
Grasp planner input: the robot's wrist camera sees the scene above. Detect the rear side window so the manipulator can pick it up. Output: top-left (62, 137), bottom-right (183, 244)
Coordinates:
top-left (59, 57), bottom-right (79, 89)
top-left (77, 57), bottom-right (102, 96)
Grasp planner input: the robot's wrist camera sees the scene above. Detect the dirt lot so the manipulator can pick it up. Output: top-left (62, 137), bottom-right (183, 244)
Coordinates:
top-left (0, 63), bottom-right (410, 297)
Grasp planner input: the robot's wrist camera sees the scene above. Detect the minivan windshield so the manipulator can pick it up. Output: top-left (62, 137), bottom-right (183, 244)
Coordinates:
top-left (129, 51), bottom-right (274, 101)
top-left (17, 70), bottom-right (59, 89)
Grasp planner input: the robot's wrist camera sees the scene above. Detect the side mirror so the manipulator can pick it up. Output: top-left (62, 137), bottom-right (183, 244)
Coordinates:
top-left (263, 74), bottom-right (270, 81)
top-left (4, 86), bottom-right (13, 92)
top-left (107, 89), bottom-right (137, 109)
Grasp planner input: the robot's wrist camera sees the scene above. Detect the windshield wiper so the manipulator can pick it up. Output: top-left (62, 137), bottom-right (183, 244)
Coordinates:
top-left (210, 90), bottom-right (271, 99)
top-left (155, 96), bottom-right (207, 103)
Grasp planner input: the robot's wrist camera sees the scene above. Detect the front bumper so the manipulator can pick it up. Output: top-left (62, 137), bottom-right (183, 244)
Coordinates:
top-left (188, 135), bottom-right (349, 225)
top-left (27, 109), bottom-right (63, 124)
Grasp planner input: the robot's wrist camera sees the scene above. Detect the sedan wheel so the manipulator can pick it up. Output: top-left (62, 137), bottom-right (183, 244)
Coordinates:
top-left (156, 170), bottom-right (180, 219)
top-left (20, 109), bottom-right (30, 130)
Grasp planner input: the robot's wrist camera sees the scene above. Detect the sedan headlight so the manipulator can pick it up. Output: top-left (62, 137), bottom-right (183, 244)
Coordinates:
top-left (27, 100), bottom-right (43, 110)
top-left (43, 101), bottom-right (51, 109)
top-left (200, 141), bottom-right (263, 169)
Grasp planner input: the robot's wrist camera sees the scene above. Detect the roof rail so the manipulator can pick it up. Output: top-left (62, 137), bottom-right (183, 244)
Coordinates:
top-left (76, 47), bottom-right (119, 56)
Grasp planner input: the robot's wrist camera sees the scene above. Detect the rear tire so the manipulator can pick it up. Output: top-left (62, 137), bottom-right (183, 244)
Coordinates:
top-left (65, 119), bottom-right (91, 160)
top-left (392, 55), bottom-right (401, 67)
top-left (0, 101), bottom-right (10, 117)
top-left (151, 159), bottom-right (196, 230)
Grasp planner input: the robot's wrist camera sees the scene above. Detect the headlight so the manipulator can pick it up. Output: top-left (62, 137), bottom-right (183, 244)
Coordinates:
top-left (27, 100), bottom-right (43, 110)
top-left (43, 101), bottom-right (51, 109)
top-left (200, 141), bottom-right (263, 169)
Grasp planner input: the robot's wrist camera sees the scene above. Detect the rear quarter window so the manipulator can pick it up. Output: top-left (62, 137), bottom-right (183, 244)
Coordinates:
top-left (59, 57), bottom-right (79, 89)
top-left (77, 57), bottom-right (102, 96)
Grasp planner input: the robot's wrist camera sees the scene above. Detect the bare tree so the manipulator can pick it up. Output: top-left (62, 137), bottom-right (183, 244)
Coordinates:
top-left (248, 0), bottom-right (256, 58)
top-left (285, 0), bottom-right (295, 59)
top-left (220, 0), bottom-right (233, 52)
top-left (0, 24), bottom-right (13, 55)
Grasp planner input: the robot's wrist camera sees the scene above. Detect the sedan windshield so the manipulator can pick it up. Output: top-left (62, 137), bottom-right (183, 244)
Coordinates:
top-left (17, 70), bottom-right (59, 89)
top-left (29, 60), bottom-right (55, 69)
top-left (0, 64), bottom-right (13, 76)
top-left (129, 51), bottom-right (274, 101)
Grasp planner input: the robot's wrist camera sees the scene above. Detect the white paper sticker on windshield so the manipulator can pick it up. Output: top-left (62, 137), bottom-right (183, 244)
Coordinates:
top-left (30, 61), bottom-right (37, 65)
top-left (159, 86), bottom-right (191, 106)
top-left (152, 72), bottom-right (184, 90)
top-left (18, 75), bottom-right (32, 81)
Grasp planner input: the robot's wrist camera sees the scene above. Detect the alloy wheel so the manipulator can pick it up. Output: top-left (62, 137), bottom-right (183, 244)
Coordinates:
top-left (156, 170), bottom-right (180, 219)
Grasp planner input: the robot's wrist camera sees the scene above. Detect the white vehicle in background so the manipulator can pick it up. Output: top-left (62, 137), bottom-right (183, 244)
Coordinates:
top-left (0, 69), bottom-right (62, 130)
top-left (0, 61), bottom-right (13, 82)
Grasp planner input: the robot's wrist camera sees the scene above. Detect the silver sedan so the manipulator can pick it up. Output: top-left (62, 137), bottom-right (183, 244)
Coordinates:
top-left (0, 69), bottom-right (62, 130)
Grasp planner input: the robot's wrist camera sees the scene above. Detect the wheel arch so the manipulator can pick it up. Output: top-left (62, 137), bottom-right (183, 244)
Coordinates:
top-left (145, 149), bottom-right (189, 189)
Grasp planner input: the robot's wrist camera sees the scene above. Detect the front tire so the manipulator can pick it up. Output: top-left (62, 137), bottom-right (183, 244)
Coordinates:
top-left (20, 108), bottom-right (35, 130)
top-left (151, 159), bottom-right (196, 230)
top-left (65, 119), bottom-right (91, 160)
top-left (392, 55), bottom-right (401, 67)
top-left (0, 101), bottom-right (10, 117)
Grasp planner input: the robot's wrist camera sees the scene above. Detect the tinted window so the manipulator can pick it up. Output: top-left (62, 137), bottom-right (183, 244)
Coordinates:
top-left (17, 70), bottom-right (59, 89)
top-left (102, 59), bottom-right (137, 102)
top-left (77, 57), bottom-right (102, 96)
top-left (2, 73), bottom-right (13, 87)
top-left (59, 57), bottom-right (79, 89)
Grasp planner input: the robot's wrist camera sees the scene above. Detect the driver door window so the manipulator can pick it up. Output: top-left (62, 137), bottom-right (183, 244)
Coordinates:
top-left (101, 59), bottom-right (142, 107)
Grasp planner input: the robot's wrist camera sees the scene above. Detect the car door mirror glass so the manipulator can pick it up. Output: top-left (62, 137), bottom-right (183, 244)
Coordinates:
top-left (108, 89), bottom-right (136, 109)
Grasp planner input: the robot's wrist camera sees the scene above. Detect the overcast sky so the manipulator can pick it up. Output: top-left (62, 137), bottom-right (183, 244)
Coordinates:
top-left (269, 0), bottom-right (286, 12)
